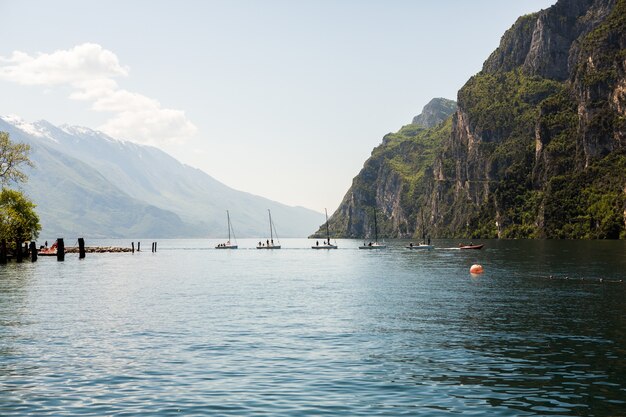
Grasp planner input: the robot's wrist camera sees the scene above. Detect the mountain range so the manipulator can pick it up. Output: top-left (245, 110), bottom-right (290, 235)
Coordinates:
top-left (315, 0), bottom-right (626, 240)
top-left (0, 116), bottom-right (324, 239)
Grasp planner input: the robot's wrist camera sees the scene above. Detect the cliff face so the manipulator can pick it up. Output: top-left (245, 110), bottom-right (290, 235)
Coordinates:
top-left (482, 0), bottom-right (615, 81)
top-left (318, 121), bottom-right (451, 238)
top-left (317, 0), bottom-right (626, 239)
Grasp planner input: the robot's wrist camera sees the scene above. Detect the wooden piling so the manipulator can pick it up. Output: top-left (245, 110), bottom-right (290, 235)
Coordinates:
top-left (0, 240), bottom-right (6, 264)
top-left (137, 241), bottom-right (140, 252)
top-left (16, 239), bottom-right (23, 263)
top-left (78, 238), bottom-right (85, 259)
top-left (154, 242), bottom-right (157, 252)
top-left (131, 242), bottom-right (135, 253)
top-left (57, 238), bottom-right (65, 261)
top-left (30, 242), bottom-right (37, 262)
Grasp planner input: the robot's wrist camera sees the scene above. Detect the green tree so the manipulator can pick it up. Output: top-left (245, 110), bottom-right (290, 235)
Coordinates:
top-left (0, 189), bottom-right (41, 241)
top-left (0, 132), bottom-right (40, 242)
top-left (0, 131), bottom-right (32, 184)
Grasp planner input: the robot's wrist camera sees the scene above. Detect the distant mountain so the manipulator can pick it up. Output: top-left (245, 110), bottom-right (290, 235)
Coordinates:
top-left (0, 116), bottom-right (324, 239)
top-left (411, 98), bottom-right (457, 128)
top-left (316, 0), bottom-right (626, 240)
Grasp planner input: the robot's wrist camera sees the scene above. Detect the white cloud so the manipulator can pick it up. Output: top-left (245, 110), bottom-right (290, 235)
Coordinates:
top-left (0, 43), bottom-right (128, 85)
top-left (0, 43), bottom-right (196, 145)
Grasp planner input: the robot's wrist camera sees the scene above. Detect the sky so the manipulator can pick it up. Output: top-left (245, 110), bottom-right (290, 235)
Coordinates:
top-left (0, 0), bottom-right (556, 213)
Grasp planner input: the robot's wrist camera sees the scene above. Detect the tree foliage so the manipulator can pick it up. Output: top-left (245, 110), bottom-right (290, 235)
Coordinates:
top-left (0, 188), bottom-right (41, 241)
top-left (0, 131), bottom-right (32, 185)
top-left (0, 132), bottom-right (40, 241)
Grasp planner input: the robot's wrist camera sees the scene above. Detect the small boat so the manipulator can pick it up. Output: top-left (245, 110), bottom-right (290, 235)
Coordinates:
top-left (409, 211), bottom-right (434, 250)
top-left (359, 208), bottom-right (386, 249)
top-left (459, 243), bottom-right (484, 250)
top-left (257, 209), bottom-right (281, 249)
top-left (39, 241), bottom-right (58, 256)
top-left (215, 210), bottom-right (238, 249)
top-left (360, 242), bottom-right (387, 249)
top-left (406, 242), bottom-right (434, 250)
top-left (312, 208), bottom-right (337, 249)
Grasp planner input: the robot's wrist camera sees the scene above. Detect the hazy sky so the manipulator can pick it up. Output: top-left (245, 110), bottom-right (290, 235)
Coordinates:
top-left (0, 0), bottom-right (556, 213)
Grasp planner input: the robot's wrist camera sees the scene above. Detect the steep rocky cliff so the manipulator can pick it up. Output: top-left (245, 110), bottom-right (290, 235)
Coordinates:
top-left (316, 0), bottom-right (626, 239)
top-left (312, 101), bottom-right (455, 239)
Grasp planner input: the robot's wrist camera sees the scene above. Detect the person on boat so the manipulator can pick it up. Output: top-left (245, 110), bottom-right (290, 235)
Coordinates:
top-left (271, 239), bottom-right (274, 246)
top-left (266, 239), bottom-right (269, 246)
top-left (316, 241), bottom-right (319, 246)
top-left (45, 241), bottom-right (48, 247)
top-left (428, 237), bottom-right (431, 245)
top-left (369, 242), bottom-right (372, 246)
top-left (409, 242), bottom-right (414, 247)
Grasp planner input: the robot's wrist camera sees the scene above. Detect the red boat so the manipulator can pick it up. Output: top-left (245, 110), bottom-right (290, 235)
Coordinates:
top-left (459, 244), bottom-right (484, 250)
top-left (39, 241), bottom-right (58, 256)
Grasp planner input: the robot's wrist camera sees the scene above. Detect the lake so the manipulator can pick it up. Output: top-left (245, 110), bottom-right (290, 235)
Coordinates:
top-left (1, 238), bottom-right (625, 416)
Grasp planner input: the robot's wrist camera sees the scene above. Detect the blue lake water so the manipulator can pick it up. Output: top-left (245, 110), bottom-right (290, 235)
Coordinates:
top-left (1, 238), bottom-right (625, 416)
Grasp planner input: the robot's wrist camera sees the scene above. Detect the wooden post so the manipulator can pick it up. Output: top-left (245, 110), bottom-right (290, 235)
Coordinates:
top-left (151, 242), bottom-right (154, 253)
top-left (137, 241), bottom-right (140, 252)
top-left (30, 242), bottom-right (37, 262)
top-left (16, 239), bottom-right (23, 263)
top-left (57, 238), bottom-right (65, 261)
top-left (131, 242), bottom-right (135, 253)
top-left (154, 242), bottom-right (157, 252)
top-left (78, 238), bottom-right (86, 259)
top-left (0, 240), bottom-right (6, 264)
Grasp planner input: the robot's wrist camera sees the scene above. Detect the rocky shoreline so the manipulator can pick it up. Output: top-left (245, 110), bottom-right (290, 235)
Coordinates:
top-left (39, 246), bottom-right (135, 255)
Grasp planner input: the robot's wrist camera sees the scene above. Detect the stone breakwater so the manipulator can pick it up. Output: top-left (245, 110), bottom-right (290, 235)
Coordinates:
top-left (65, 246), bottom-right (134, 254)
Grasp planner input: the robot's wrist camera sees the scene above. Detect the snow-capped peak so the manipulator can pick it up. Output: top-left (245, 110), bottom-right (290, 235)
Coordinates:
top-left (60, 124), bottom-right (123, 144)
top-left (0, 114), bottom-right (55, 140)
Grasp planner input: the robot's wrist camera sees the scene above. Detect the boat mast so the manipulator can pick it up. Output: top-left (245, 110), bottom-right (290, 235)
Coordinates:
top-left (227, 210), bottom-right (231, 242)
top-left (268, 209), bottom-right (273, 242)
top-left (325, 208), bottom-right (330, 243)
top-left (374, 208), bottom-right (378, 243)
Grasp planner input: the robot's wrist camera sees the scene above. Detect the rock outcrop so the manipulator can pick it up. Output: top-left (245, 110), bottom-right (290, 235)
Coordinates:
top-left (412, 98), bottom-right (457, 128)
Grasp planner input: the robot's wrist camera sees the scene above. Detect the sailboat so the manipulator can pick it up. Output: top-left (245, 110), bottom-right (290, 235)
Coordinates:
top-left (215, 210), bottom-right (238, 249)
top-left (358, 208), bottom-right (386, 249)
top-left (406, 211), bottom-right (434, 250)
top-left (257, 209), bottom-right (281, 249)
top-left (312, 208), bottom-right (337, 249)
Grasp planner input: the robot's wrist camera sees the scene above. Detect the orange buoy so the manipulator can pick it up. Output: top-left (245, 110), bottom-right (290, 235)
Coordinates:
top-left (470, 264), bottom-right (484, 274)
